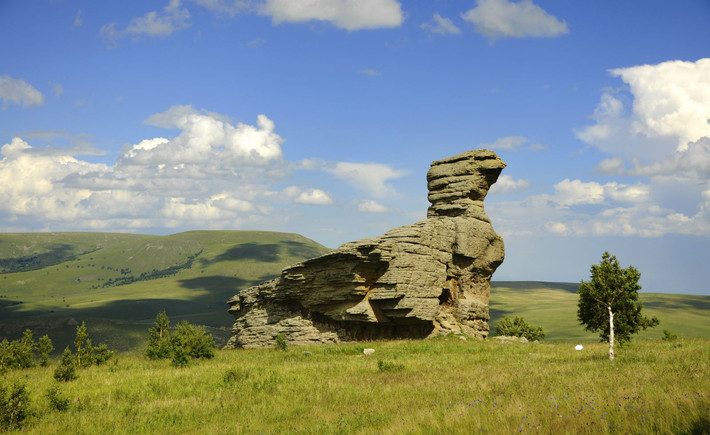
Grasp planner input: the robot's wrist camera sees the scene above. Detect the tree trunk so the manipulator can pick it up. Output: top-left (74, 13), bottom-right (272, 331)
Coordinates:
top-left (608, 305), bottom-right (615, 361)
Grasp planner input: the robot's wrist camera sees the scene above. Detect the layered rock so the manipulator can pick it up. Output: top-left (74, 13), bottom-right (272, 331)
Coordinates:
top-left (225, 149), bottom-right (506, 349)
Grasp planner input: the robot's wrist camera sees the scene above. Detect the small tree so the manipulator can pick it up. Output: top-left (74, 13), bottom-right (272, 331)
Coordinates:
top-left (38, 335), bottom-right (54, 367)
top-left (577, 252), bottom-right (659, 360)
top-left (54, 347), bottom-right (78, 382)
top-left (74, 322), bottom-right (92, 368)
top-left (146, 310), bottom-right (173, 360)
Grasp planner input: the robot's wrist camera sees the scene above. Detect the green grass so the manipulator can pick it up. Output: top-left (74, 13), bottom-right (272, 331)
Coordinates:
top-left (0, 231), bottom-right (329, 351)
top-left (490, 281), bottom-right (710, 342)
top-left (2, 336), bottom-right (708, 433)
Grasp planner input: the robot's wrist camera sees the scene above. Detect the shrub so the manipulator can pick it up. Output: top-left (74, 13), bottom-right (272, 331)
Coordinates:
top-left (662, 329), bottom-right (678, 341)
top-left (92, 344), bottom-right (114, 365)
top-left (54, 348), bottom-right (78, 382)
top-left (495, 316), bottom-right (545, 341)
top-left (0, 381), bottom-right (31, 430)
top-left (45, 384), bottom-right (70, 412)
top-left (171, 321), bottom-right (215, 364)
top-left (274, 333), bottom-right (287, 352)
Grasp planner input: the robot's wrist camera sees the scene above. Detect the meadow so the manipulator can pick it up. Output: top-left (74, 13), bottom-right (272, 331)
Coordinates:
top-left (2, 231), bottom-right (710, 433)
top-left (2, 335), bottom-right (708, 434)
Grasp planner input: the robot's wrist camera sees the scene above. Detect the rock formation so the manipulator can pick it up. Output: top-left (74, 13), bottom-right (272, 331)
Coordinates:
top-left (225, 149), bottom-right (506, 349)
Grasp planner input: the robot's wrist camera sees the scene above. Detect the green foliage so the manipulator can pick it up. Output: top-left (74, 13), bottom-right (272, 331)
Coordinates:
top-left (92, 344), bottom-right (114, 365)
top-left (494, 316), bottom-right (545, 341)
top-left (45, 384), bottom-right (70, 412)
top-left (170, 320), bottom-right (215, 364)
top-left (171, 346), bottom-right (190, 368)
top-left (146, 310), bottom-right (173, 360)
top-left (74, 322), bottom-right (91, 368)
top-left (0, 329), bottom-right (38, 370)
top-left (662, 329), bottom-right (678, 341)
top-left (578, 252), bottom-right (660, 345)
top-left (53, 347), bottom-right (78, 382)
top-left (37, 335), bottom-right (54, 367)
top-left (0, 381), bottom-right (30, 430)
top-left (273, 333), bottom-right (287, 352)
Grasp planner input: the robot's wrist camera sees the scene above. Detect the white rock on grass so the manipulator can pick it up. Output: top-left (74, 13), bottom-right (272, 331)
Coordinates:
top-left (363, 348), bottom-right (375, 356)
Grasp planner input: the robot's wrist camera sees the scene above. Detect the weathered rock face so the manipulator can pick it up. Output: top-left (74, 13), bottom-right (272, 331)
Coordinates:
top-left (225, 149), bottom-right (506, 349)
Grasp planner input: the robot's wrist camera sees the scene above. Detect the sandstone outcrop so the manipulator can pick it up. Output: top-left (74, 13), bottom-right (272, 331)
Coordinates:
top-left (225, 149), bottom-right (506, 349)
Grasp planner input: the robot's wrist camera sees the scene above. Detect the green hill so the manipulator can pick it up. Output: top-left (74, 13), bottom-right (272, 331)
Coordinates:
top-left (0, 231), bottom-right (330, 352)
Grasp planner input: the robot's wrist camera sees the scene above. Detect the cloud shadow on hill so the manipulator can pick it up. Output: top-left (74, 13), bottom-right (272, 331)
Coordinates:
top-left (199, 243), bottom-right (281, 266)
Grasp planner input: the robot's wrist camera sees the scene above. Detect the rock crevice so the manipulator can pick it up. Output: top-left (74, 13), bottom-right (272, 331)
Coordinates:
top-left (225, 149), bottom-right (506, 349)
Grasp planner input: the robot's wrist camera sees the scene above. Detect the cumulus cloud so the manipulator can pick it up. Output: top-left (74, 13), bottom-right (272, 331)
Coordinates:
top-left (578, 58), bottom-right (710, 161)
top-left (259, 0), bottom-right (404, 31)
top-left (0, 107), bottom-right (296, 232)
top-left (627, 137), bottom-right (710, 178)
top-left (101, 0), bottom-right (191, 43)
top-left (421, 13), bottom-right (460, 35)
top-left (127, 105), bottom-right (283, 166)
top-left (462, 0), bottom-right (568, 41)
top-left (328, 162), bottom-right (406, 197)
top-left (284, 186), bottom-right (334, 205)
top-left (0, 75), bottom-right (44, 107)
top-left (489, 174), bottom-right (529, 194)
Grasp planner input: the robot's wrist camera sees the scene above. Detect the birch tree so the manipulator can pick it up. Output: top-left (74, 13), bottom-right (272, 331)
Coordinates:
top-left (577, 252), bottom-right (659, 360)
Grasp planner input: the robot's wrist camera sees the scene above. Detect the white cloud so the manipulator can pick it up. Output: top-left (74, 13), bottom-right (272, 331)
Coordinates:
top-left (259, 0), bottom-right (404, 31)
top-left (627, 137), bottom-right (710, 178)
top-left (421, 13), bottom-right (461, 35)
top-left (284, 186), bottom-right (333, 205)
top-left (462, 0), bottom-right (568, 41)
top-left (101, 0), bottom-right (191, 43)
top-left (356, 199), bottom-right (390, 213)
top-left (578, 58), bottom-right (710, 161)
top-left (328, 162), bottom-right (406, 197)
top-left (195, 0), bottom-right (250, 16)
top-left (489, 174), bottom-right (529, 193)
top-left (481, 135), bottom-right (527, 151)
top-left (127, 105), bottom-right (283, 165)
top-left (0, 75), bottom-right (44, 107)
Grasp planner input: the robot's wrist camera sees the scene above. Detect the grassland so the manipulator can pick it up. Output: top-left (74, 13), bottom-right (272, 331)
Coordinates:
top-left (490, 282), bottom-right (710, 342)
top-left (0, 231), bottom-right (330, 351)
top-left (2, 336), bottom-right (708, 434)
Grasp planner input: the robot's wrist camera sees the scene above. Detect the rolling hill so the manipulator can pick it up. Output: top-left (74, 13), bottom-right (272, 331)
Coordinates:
top-left (2, 231), bottom-right (708, 353)
top-left (0, 230), bottom-right (330, 352)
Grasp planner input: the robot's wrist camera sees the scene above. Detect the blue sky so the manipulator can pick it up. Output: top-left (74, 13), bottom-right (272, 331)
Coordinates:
top-left (1, 0), bottom-right (709, 294)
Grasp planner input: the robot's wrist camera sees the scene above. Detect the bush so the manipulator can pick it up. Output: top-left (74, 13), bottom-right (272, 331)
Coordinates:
top-left (494, 316), bottom-right (545, 341)
top-left (45, 384), bottom-right (70, 412)
top-left (662, 329), bottom-right (678, 341)
top-left (54, 348), bottom-right (78, 382)
top-left (274, 333), bottom-right (287, 352)
top-left (0, 381), bottom-right (31, 430)
top-left (171, 321), bottom-right (215, 365)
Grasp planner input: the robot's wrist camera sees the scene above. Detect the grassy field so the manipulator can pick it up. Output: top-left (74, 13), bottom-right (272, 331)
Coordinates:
top-left (490, 282), bottom-right (710, 342)
top-left (2, 336), bottom-right (708, 434)
top-left (0, 231), bottom-right (329, 351)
